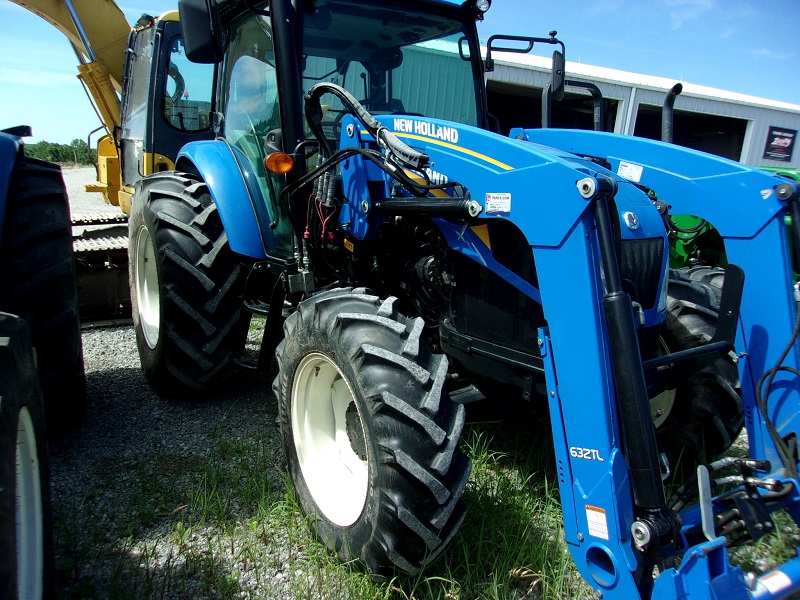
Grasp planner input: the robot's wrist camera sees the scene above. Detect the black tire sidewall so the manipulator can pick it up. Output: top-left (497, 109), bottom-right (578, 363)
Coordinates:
top-left (657, 267), bottom-right (743, 472)
top-left (275, 289), bottom-right (470, 574)
top-left (128, 173), bottom-right (248, 393)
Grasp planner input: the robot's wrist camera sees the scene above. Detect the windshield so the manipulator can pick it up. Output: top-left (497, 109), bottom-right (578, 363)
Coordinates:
top-left (301, 0), bottom-right (480, 128)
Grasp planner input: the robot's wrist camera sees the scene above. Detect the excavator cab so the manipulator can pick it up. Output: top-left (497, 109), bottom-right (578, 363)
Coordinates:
top-left (117, 13), bottom-right (215, 212)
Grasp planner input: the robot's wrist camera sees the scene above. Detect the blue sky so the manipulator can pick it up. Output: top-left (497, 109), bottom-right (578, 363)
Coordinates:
top-left (2, 0), bottom-right (799, 145)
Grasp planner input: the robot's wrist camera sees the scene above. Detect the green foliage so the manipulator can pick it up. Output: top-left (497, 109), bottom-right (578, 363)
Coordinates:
top-left (24, 138), bottom-right (96, 165)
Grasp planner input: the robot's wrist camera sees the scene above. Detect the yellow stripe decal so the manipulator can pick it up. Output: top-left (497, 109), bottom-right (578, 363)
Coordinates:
top-left (471, 224), bottom-right (491, 249)
top-left (395, 133), bottom-right (514, 171)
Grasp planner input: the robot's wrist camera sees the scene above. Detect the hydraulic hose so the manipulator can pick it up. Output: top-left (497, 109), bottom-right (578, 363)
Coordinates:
top-left (304, 82), bottom-right (429, 169)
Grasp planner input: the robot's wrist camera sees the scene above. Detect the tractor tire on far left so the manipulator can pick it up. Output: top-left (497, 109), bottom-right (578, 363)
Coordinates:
top-left (0, 156), bottom-right (85, 430)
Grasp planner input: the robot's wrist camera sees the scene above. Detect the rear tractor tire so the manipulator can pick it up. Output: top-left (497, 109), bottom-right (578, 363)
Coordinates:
top-left (654, 267), bottom-right (743, 477)
top-left (129, 172), bottom-right (248, 394)
top-left (274, 288), bottom-right (471, 575)
top-left (0, 156), bottom-right (85, 430)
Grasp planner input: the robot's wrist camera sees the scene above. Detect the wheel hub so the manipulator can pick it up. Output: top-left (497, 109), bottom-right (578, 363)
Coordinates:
top-left (291, 353), bottom-right (368, 527)
top-left (16, 406), bottom-right (44, 600)
top-left (134, 224), bottom-right (160, 349)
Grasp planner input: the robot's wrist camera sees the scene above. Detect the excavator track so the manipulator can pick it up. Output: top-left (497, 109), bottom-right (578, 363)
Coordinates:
top-left (72, 212), bottom-right (131, 326)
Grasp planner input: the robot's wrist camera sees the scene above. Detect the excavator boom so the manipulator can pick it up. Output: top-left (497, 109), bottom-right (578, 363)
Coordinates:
top-left (11, 0), bottom-right (129, 88)
top-left (11, 0), bottom-right (134, 322)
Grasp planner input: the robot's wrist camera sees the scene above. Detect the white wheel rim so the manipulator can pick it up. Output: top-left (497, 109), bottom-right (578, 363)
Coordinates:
top-left (134, 224), bottom-right (160, 349)
top-left (651, 337), bottom-right (676, 428)
top-left (291, 352), bottom-right (368, 526)
top-left (16, 406), bottom-right (44, 600)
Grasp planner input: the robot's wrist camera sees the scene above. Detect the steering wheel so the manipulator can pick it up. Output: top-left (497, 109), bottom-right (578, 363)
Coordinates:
top-left (167, 63), bottom-right (185, 104)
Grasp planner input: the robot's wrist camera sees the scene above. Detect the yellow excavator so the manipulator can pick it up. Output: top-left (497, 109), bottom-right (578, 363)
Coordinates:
top-left (11, 0), bottom-right (215, 321)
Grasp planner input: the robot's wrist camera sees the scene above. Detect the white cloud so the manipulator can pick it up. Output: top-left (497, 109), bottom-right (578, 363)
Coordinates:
top-left (664, 0), bottom-right (715, 30)
top-left (749, 48), bottom-right (797, 61)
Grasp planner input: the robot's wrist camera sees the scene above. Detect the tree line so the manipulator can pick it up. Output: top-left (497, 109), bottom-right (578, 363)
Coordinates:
top-left (24, 139), bottom-right (96, 165)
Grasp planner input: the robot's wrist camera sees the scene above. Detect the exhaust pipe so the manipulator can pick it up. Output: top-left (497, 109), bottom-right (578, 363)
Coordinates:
top-left (661, 83), bottom-right (683, 143)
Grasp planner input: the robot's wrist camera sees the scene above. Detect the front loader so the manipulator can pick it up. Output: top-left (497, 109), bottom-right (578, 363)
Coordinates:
top-left (121, 0), bottom-right (800, 597)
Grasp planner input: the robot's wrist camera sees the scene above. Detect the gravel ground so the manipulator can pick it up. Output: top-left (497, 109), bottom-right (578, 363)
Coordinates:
top-left (61, 166), bottom-right (124, 218)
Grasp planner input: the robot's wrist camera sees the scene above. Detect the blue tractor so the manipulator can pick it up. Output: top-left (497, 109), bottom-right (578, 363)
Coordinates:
top-left (125, 0), bottom-right (800, 597)
top-left (0, 127), bottom-right (85, 598)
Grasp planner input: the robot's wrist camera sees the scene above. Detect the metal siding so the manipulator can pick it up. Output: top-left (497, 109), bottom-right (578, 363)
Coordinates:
top-left (394, 45), bottom-right (478, 124)
top-left (484, 55), bottom-right (800, 168)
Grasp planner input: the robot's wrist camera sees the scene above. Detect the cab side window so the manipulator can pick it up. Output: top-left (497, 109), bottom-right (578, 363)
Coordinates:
top-left (163, 37), bottom-right (214, 132)
top-left (221, 16), bottom-right (280, 152)
top-left (219, 15), bottom-right (289, 257)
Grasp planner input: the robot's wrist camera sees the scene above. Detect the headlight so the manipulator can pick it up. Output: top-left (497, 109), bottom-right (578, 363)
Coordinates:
top-left (475, 0), bottom-right (491, 13)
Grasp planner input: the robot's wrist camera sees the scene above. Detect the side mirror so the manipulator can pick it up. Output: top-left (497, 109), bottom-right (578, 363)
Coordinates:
top-left (178, 0), bottom-right (224, 63)
top-left (551, 50), bottom-right (565, 102)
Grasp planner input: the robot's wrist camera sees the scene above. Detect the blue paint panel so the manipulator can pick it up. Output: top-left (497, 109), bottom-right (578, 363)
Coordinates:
top-left (535, 214), bottom-right (644, 598)
top-left (421, 0), bottom-right (466, 6)
top-left (178, 141), bottom-right (267, 260)
top-left (522, 128), bottom-right (788, 239)
top-left (338, 111), bottom-right (800, 598)
top-left (342, 116), bottom-right (663, 247)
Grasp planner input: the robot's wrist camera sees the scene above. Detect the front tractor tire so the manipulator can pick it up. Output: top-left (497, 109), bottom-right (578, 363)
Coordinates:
top-left (129, 172), bottom-right (248, 394)
top-left (274, 288), bottom-right (471, 575)
top-left (654, 267), bottom-right (743, 477)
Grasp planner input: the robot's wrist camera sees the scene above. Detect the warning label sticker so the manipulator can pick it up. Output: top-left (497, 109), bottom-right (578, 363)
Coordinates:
top-left (618, 161), bottom-right (644, 183)
top-left (759, 570), bottom-right (792, 594)
top-left (486, 193), bottom-right (511, 216)
top-left (586, 505), bottom-right (609, 540)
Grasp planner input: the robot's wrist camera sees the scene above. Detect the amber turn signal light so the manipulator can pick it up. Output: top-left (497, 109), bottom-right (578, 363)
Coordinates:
top-left (264, 152), bottom-right (295, 174)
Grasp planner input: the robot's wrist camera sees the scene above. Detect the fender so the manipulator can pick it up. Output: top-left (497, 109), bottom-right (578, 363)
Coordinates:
top-left (0, 132), bottom-right (24, 250)
top-left (177, 140), bottom-right (268, 260)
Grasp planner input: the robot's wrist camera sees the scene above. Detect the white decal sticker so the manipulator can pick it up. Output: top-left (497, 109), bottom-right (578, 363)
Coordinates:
top-left (761, 189), bottom-right (773, 200)
top-left (570, 446), bottom-right (605, 462)
top-left (759, 570), bottom-right (792, 594)
top-left (393, 119), bottom-right (459, 142)
top-left (586, 505), bottom-right (609, 540)
top-left (618, 161), bottom-right (644, 183)
top-left (486, 193), bottom-right (511, 216)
